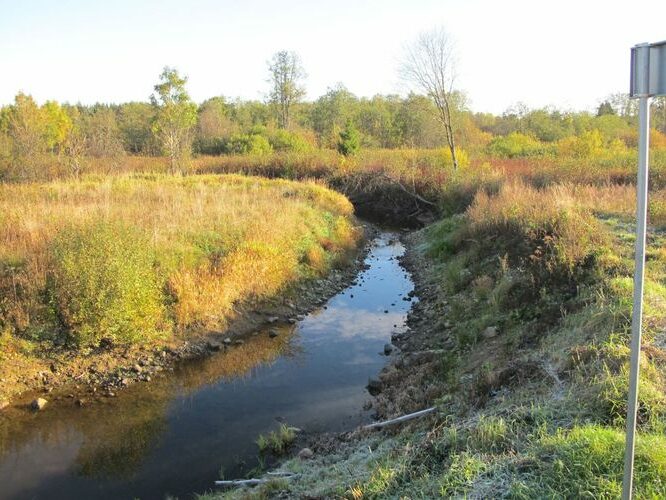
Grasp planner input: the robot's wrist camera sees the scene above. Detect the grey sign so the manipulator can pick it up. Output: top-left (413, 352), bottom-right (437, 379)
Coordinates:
top-left (630, 40), bottom-right (666, 97)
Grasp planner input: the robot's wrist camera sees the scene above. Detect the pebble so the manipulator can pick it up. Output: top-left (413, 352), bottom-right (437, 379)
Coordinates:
top-left (367, 378), bottom-right (382, 396)
top-left (482, 326), bottom-right (498, 339)
top-left (31, 398), bottom-right (48, 411)
top-left (207, 341), bottom-right (223, 351)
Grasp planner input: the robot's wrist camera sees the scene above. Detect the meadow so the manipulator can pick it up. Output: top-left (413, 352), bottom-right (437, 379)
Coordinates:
top-left (0, 174), bottom-right (360, 398)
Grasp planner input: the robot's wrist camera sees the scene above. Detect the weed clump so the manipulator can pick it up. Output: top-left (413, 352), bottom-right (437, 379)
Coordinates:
top-left (48, 222), bottom-right (165, 347)
top-left (255, 424), bottom-right (297, 455)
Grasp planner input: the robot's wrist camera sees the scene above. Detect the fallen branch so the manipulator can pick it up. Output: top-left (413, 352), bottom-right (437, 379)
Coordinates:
top-left (410, 349), bottom-right (447, 356)
top-left (362, 406), bottom-right (437, 430)
top-left (215, 479), bottom-right (265, 487)
top-left (215, 472), bottom-right (300, 488)
top-left (379, 174), bottom-right (437, 207)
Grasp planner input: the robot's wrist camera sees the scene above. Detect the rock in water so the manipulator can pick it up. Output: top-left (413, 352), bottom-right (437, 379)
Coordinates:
top-left (31, 398), bottom-right (48, 411)
top-left (384, 343), bottom-right (394, 355)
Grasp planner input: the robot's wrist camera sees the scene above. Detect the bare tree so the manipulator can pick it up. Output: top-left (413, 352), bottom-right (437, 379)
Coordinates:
top-left (401, 28), bottom-right (460, 170)
top-left (267, 51), bottom-right (306, 129)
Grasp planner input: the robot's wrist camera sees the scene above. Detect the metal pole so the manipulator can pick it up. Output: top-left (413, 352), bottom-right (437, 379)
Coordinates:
top-left (622, 92), bottom-right (650, 500)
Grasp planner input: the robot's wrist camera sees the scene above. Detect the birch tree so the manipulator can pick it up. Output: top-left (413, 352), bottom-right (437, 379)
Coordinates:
top-left (401, 28), bottom-right (460, 170)
top-left (267, 51), bottom-right (306, 129)
top-left (151, 67), bottom-right (197, 174)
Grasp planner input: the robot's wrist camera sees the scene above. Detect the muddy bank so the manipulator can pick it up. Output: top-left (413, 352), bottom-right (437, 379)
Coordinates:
top-left (0, 223), bottom-right (377, 412)
top-left (339, 182), bottom-right (438, 228)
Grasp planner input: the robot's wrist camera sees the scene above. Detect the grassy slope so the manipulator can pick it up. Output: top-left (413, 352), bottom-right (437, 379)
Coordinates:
top-left (204, 158), bottom-right (666, 499)
top-left (0, 173), bottom-right (361, 401)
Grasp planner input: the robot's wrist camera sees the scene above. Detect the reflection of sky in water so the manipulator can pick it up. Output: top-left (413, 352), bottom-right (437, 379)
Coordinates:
top-left (0, 232), bottom-right (415, 500)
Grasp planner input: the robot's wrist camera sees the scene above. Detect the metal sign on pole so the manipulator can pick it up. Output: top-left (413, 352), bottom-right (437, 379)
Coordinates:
top-left (624, 39), bottom-right (666, 500)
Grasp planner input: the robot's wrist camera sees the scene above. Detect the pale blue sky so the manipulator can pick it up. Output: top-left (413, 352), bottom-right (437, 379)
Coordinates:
top-left (1, 0), bottom-right (664, 113)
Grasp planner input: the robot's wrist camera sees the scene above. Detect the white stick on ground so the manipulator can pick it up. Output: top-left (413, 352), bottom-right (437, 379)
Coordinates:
top-left (215, 472), bottom-right (300, 487)
top-left (362, 406), bottom-right (437, 430)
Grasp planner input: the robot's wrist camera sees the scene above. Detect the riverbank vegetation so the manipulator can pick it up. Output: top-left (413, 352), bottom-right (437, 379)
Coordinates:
top-left (0, 174), bottom-right (360, 400)
top-left (208, 171), bottom-right (666, 498)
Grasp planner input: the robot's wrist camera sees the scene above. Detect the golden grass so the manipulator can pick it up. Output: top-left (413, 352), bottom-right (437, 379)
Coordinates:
top-left (0, 173), bottom-right (360, 345)
top-left (464, 181), bottom-right (609, 268)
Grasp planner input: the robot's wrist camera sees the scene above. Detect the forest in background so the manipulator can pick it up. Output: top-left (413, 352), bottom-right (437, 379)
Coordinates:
top-left (1, 59), bottom-right (666, 183)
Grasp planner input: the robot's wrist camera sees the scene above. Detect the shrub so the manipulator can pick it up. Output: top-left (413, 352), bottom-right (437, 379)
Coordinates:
top-left (268, 129), bottom-right (312, 152)
top-left (555, 130), bottom-right (605, 158)
top-left (337, 121), bottom-right (361, 156)
top-left (486, 132), bottom-right (544, 158)
top-left (48, 222), bottom-right (165, 347)
top-left (225, 133), bottom-right (273, 155)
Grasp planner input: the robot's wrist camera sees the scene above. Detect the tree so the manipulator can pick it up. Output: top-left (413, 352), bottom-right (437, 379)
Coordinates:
top-left (267, 51), bottom-right (306, 129)
top-left (401, 28), bottom-right (460, 169)
top-left (194, 96), bottom-right (235, 154)
top-left (43, 101), bottom-right (72, 152)
top-left (337, 120), bottom-right (360, 156)
top-left (597, 101), bottom-right (616, 117)
top-left (151, 67), bottom-right (197, 174)
top-left (309, 84), bottom-right (357, 147)
top-left (6, 92), bottom-right (48, 178)
top-left (83, 107), bottom-right (125, 159)
top-left (606, 93), bottom-right (638, 118)
top-left (62, 106), bottom-right (87, 179)
top-left (117, 102), bottom-right (156, 154)
top-left (395, 93), bottom-right (444, 147)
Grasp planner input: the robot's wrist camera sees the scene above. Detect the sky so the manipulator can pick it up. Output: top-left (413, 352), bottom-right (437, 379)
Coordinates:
top-left (1, 0), bottom-right (665, 114)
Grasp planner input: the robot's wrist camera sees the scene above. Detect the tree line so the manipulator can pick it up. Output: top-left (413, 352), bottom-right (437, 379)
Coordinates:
top-left (2, 36), bottom-right (666, 180)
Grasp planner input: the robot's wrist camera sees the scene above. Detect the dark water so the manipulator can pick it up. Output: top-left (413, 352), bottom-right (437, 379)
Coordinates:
top-left (0, 232), bottom-right (414, 500)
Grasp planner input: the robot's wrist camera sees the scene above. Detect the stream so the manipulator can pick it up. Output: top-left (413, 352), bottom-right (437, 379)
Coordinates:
top-left (0, 230), bottom-right (415, 499)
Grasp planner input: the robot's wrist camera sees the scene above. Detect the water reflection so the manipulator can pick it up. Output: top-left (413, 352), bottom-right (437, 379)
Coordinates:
top-left (0, 232), bottom-right (414, 500)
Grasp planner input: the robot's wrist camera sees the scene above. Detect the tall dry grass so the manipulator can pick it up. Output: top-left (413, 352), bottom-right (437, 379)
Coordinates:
top-left (0, 174), bottom-right (360, 347)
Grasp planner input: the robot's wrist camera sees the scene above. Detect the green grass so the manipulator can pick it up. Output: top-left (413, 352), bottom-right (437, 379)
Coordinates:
top-left (509, 425), bottom-right (666, 499)
top-left (255, 424), bottom-right (297, 455)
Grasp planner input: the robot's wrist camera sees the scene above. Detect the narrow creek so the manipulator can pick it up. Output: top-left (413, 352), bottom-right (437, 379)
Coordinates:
top-left (0, 230), bottom-right (415, 499)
